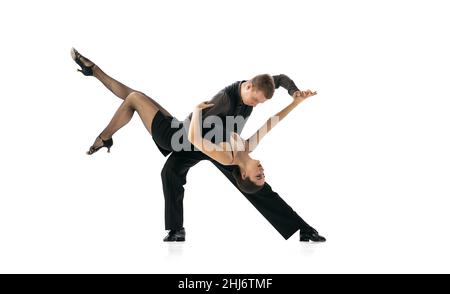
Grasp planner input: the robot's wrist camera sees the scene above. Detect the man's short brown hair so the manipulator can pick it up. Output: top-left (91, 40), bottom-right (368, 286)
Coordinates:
top-left (250, 74), bottom-right (275, 99)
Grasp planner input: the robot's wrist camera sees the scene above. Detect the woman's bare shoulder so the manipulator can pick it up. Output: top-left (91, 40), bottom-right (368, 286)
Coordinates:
top-left (217, 142), bottom-right (236, 164)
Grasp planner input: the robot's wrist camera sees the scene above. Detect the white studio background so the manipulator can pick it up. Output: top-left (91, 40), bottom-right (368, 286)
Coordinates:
top-left (0, 0), bottom-right (449, 273)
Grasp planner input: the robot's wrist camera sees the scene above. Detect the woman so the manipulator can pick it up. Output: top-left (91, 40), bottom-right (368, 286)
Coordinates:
top-left (71, 48), bottom-right (316, 193)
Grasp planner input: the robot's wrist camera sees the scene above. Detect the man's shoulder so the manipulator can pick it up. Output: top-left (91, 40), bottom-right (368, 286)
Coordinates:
top-left (222, 80), bottom-right (245, 101)
top-left (210, 80), bottom-right (242, 103)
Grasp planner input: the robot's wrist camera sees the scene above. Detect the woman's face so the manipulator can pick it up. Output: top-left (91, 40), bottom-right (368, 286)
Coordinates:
top-left (243, 159), bottom-right (265, 186)
top-left (230, 132), bottom-right (265, 185)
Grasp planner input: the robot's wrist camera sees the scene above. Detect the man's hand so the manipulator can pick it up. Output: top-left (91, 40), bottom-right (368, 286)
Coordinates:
top-left (195, 101), bottom-right (214, 110)
top-left (292, 90), bottom-right (317, 102)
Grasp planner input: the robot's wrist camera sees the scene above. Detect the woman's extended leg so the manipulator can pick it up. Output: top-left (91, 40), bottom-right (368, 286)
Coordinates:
top-left (72, 48), bottom-right (135, 100)
top-left (87, 92), bottom-right (171, 154)
top-left (93, 66), bottom-right (135, 100)
top-left (72, 48), bottom-right (172, 117)
top-left (92, 67), bottom-right (172, 117)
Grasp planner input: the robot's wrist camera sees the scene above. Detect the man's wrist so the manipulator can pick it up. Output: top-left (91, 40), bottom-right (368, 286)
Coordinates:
top-left (292, 90), bottom-right (301, 97)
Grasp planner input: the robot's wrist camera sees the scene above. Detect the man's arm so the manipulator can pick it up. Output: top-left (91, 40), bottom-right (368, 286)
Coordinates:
top-left (272, 74), bottom-right (301, 97)
top-left (245, 90), bottom-right (317, 152)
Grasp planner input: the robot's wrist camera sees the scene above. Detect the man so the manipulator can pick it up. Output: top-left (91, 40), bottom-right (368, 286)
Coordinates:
top-left (161, 74), bottom-right (326, 242)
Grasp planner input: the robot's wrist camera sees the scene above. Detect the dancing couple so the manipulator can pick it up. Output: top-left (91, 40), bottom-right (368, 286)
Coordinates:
top-left (71, 48), bottom-right (325, 242)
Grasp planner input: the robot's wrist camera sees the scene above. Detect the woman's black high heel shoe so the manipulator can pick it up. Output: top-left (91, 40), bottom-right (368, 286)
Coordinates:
top-left (71, 47), bottom-right (95, 76)
top-left (87, 135), bottom-right (113, 155)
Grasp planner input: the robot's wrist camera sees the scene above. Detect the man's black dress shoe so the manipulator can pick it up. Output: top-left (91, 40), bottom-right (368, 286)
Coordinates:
top-left (300, 229), bottom-right (326, 242)
top-left (163, 227), bottom-right (186, 242)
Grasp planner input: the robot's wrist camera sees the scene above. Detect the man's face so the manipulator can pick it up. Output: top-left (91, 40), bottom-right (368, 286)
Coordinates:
top-left (242, 83), bottom-right (267, 107)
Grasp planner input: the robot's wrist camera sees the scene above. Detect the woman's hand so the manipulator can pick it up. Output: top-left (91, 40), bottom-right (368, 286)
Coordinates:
top-left (292, 90), bottom-right (317, 102)
top-left (195, 101), bottom-right (215, 110)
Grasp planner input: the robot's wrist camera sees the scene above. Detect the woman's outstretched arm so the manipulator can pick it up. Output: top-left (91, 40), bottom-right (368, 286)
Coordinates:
top-left (245, 90), bottom-right (317, 152)
top-left (188, 102), bottom-right (234, 165)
